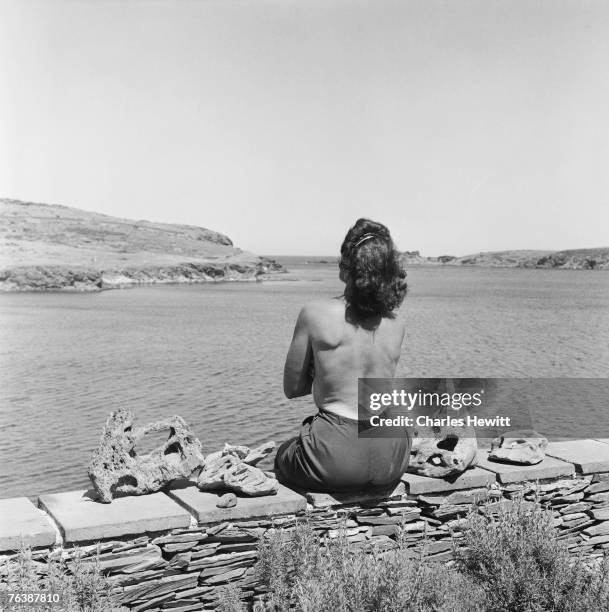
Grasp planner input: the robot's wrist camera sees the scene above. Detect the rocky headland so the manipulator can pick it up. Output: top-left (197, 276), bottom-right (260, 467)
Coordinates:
top-left (401, 248), bottom-right (609, 270)
top-left (0, 198), bottom-right (285, 292)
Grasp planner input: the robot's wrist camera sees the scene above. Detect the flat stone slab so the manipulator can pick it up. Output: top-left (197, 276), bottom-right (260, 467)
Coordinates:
top-left (476, 450), bottom-right (574, 483)
top-left (402, 468), bottom-right (495, 494)
top-left (39, 490), bottom-right (191, 543)
top-left (167, 482), bottom-right (306, 523)
top-left (546, 440), bottom-right (609, 474)
top-left (303, 482), bottom-right (406, 508)
top-left (0, 497), bottom-right (56, 551)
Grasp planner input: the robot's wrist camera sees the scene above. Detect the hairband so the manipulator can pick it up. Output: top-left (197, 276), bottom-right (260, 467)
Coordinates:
top-left (353, 233), bottom-right (378, 249)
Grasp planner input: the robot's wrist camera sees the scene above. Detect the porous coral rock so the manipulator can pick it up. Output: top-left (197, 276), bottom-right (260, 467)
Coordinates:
top-left (408, 424), bottom-right (477, 478)
top-left (88, 408), bottom-right (204, 503)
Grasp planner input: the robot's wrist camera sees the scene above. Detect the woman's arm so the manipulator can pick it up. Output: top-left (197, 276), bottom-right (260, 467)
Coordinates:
top-left (283, 306), bottom-right (314, 399)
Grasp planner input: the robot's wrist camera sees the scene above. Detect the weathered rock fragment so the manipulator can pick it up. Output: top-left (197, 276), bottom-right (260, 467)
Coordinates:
top-left (197, 443), bottom-right (279, 497)
top-left (224, 463), bottom-right (279, 496)
top-left (489, 431), bottom-right (548, 465)
top-left (88, 408), bottom-right (204, 503)
top-left (408, 425), bottom-right (477, 478)
top-left (206, 441), bottom-right (275, 466)
top-left (198, 454), bottom-right (240, 491)
top-left (243, 441), bottom-right (276, 466)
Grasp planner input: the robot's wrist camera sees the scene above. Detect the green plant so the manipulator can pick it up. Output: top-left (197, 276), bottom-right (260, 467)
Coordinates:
top-left (217, 581), bottom-right (246, 612)
top-left (0, 544), bottom-right (116, 612)
top-left (455, 497), bottom-right (609, 612)
top-left (255, 519), bottom-right (482, 612)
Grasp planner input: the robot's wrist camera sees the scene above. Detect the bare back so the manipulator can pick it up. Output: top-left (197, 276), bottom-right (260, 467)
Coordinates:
top-left (283, 297), bottom-right (406, 420)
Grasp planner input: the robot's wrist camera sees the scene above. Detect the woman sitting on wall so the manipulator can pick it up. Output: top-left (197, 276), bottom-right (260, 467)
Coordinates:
top-left (274, 218), bottom-right (410, 492)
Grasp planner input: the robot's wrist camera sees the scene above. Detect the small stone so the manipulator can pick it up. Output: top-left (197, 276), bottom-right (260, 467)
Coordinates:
top-left (587, 482), bottom-right (609, 495)
top-left (561, 512), bottom-right (588, 522)
top-left (585, 534), bottom-right (609, 547)
top-left (355, 514), bottom-right (404, 526)
top-left (169, 552), bottom-right (192, 569)
top-left (418, 495), bottom-right (447, 506)
top-left (370, 524), bottom-right (399, 537)
top-left (205, 566), bottom-right (247, 585)
top-left (587, 492), bottom-right (609, 503)
top-left (538, 479), bottom-right (581, 493)
top-left (207, 522), bottom-right (231, 535)
top-left (386, 508), bottom-right (422, 520)
top-left (427, 550), bottom-right (454, 562)
top-left (584, 522), bottom-right (609, 537)
top-left (88, 408), bottom-right (204, 503)
top-left (444, 489), bottom-right (489, 505)
top-left (216, 493), bottom-right (237, 508)
top-left (190, 544), bottom-right (221, 559)
top-left (551, 493), bottom-right (584, 504)
top-left (207, 527), bottom-right (260, 542)
top-left (558, 520), bottom-right (596, 536)
top-left (423, 540), bottom-right (453, 555)
top-left (489, 431), bottom-right (547, 465)
top-left (560, 502), bottom-right (592, 515)
top-left (591, 508), bottom-right (609, 521)
top-left (152, 533), bottom-right (207, 545)
top-left (431, 504), bottom-right (472, 521)
top-left (563, 481), bottom-right (590, 495)
top-left (163, 542), bottom-right (198, 553)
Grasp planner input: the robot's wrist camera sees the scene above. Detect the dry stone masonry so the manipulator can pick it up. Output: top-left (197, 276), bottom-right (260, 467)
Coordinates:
top-left (3, 439), bottom-right (609, 610)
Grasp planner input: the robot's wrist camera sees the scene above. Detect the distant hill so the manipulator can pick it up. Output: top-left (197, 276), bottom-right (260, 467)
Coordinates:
top-left (0, 198), bottom-right (284, 291)
top-left (401, 248), bottom-right (609, 270)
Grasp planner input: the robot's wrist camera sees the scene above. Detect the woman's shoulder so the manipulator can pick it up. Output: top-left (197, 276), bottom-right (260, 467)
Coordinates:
top-left (300, 297), bottom-right (344, 319)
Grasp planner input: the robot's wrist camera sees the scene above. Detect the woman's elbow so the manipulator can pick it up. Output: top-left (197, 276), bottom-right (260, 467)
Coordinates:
top-left (283, 379), bottom-right (298, 399)
top-left (283, 375), bottom-right (294, 399)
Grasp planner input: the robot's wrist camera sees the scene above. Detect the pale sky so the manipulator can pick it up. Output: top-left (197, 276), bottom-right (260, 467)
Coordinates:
top-left (1, 0), bottom-right (608, 256)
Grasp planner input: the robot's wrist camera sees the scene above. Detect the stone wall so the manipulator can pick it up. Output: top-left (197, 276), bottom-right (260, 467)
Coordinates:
top-left (2, 439), bottom-right (609, 610)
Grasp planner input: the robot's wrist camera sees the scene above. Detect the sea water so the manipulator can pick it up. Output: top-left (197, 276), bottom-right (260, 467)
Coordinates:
top-left (1, 261), bottom-right (608, 498)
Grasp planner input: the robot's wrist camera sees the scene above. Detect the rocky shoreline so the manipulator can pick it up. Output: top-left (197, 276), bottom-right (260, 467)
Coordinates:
top-left (0, 198), bottom-right (286, 292)
top-left (0, 259), bottom-right (285, 293)
top-left (401, 248), bottom-right (609, 269)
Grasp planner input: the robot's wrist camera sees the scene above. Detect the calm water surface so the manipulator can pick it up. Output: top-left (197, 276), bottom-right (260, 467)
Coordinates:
top-left (1, 262), bottom-right (608, 498)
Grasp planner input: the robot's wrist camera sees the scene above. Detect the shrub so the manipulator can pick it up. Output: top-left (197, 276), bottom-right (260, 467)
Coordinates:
top-left (455, 497), bottom-right (609, 612)
top-left (216, 581), bottom-right (246, 612)
top-left (0, 544), bottom-right (117, 612)
top-left (255, 519), bottom-right (482, 612)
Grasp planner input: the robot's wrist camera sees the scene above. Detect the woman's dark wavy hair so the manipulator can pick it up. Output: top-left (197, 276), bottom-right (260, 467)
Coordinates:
top-left (339, 218), bottom-right (407, 318)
